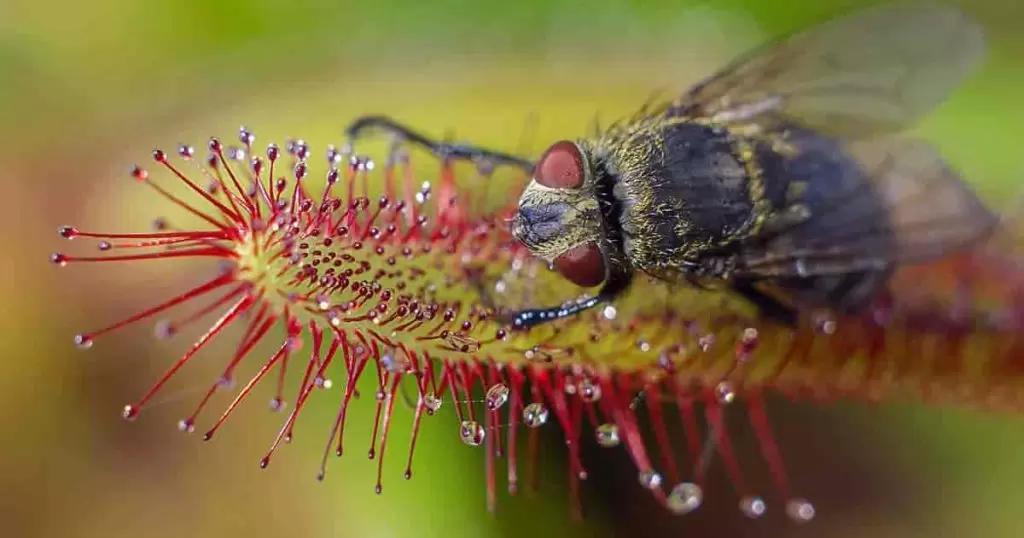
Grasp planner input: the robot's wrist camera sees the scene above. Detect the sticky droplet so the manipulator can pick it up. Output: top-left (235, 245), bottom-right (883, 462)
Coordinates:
top-left (595, 423), bottom-right (620, 447)
top-left (667, 482), bottom-right (703, 515)
top-left (73, 334), bottom-right (94, 350)
top-left (715, 380), bottom-right (736, 404)
top-left (459, 420), bottom-right (485, 446)
top-left (577, 377), bottom-right (602, 402)
top-left (786, 498), bottom-right (815, 523)
top-left (638, 470), bottom-right (663, 490)
top-left (122, 404), bottom-right (139, 421)
top-left (423, 393), bottom-right (442, 415)
top-left (485, 383), bottom-right (510, 410)
top-left (522, 403), bottom-right (549, 428)
top-left (739, 495), bottom-right (766, 518)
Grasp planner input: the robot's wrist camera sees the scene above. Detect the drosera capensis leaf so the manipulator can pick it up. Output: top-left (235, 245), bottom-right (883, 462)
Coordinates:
top-left (52, 126), bottom-right (1024, 522)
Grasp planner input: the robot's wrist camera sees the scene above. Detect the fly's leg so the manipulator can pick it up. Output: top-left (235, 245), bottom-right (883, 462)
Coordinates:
top-left (731, 279), bottom-right (798, 326)
top-left (505, 272), bottom-right (632, 330)
top-left (345, 115), bottom-right (535, 173)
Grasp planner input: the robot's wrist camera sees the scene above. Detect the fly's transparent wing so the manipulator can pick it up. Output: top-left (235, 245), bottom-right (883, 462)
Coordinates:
top-left (670, 2), bottom-right (986, 138)
top-left (659, 2), bottom-right (994, 279)
top-left (736, 138), bottom-right (998, 278)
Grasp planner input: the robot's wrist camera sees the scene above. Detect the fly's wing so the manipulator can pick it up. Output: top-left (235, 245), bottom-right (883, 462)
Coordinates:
top-left (669, 2), bottom-right (986, 138)
top-left (735, 138), bottom-right (999, 279)
top-left (662, 2), bottom-right (995, 278)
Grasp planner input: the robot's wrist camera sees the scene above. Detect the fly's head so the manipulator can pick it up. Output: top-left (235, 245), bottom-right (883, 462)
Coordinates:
top-left (512, 140), bottom-right (612, 288)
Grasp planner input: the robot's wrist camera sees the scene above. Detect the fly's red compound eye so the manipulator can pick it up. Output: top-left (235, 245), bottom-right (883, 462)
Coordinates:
top-left (534, 141), bottom-right (584, 189)
top-left (553, 242), bottom-right (606, 288)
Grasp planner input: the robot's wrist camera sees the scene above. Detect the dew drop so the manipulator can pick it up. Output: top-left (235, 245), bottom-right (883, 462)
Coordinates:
top-left (602, 305), bottom-right (617, 320)
top-left (638, 470), bottom-right (663, 490)
top-left (485, 383), bottom-right (510, 410)
top-left (58, 225), bottom-right (77, 239)
top-left (73, 333), bottom-right (94, 350)
top-left (423, 393), bottom-right (442, 415)
top-left (786, 498), bottom-right (815, 523)
top-left (522, 402), bottom-right (549, 428)
top-left (459, 420), bottom-right (485, 447)
top-left (51, 253), bottom-right (68, 267)
top-left (595, 423), bottom-right (620, 447)
top-left (269, 397), bottom-right (286, 412)
top-left (739, 495), bottom-right (767, 518)
top-left (666, 482), bottom-right (703, 515)
top-left (577, 378), bottom-right (602, 402)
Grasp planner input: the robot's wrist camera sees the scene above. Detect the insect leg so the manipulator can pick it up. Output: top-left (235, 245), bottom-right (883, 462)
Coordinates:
top-left (507, 272), bottom-right (632, 330)
top-left (731, 280), bottom-right (798, 326)
top-left (345, 115), bottom-right (535, 172)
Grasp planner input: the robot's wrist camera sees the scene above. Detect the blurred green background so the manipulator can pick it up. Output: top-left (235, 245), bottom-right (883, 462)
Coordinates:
top-left (5, 0), bottom-right (1024, 537)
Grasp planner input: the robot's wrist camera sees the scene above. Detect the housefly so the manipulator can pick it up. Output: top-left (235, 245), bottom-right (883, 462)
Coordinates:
top-left (345, 2), bottom-right (998, 329)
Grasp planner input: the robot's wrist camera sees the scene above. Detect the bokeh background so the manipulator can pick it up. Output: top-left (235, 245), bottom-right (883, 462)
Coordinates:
top-left (4, 0), bottom-right (1024, 537)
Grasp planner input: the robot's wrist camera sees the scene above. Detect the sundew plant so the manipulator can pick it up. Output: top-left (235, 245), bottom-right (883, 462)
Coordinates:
top-left (52, 124), bottom-right (1024, 523)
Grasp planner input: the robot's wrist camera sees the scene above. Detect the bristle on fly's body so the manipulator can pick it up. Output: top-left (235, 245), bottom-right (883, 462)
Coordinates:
top-left (53, 126), bottom-right (1024, 522)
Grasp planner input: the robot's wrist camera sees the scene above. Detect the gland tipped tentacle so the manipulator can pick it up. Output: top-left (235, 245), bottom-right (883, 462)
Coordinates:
top-left (55, 127), bottom-right (1024, 521)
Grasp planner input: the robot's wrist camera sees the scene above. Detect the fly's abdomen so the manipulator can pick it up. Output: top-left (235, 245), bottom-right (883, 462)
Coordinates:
top-left (750, 126), bottom-right (896, 312)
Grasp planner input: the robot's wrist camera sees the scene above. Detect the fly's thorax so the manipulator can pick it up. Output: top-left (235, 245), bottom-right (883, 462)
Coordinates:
top-left (512, 179), bottom-right (604, 264)
top-left (599, 119), bottom-right (761, 278)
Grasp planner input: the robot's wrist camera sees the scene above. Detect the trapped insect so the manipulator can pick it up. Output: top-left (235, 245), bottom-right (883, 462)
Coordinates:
top-left (345, 2), bottom-right (999, 329)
